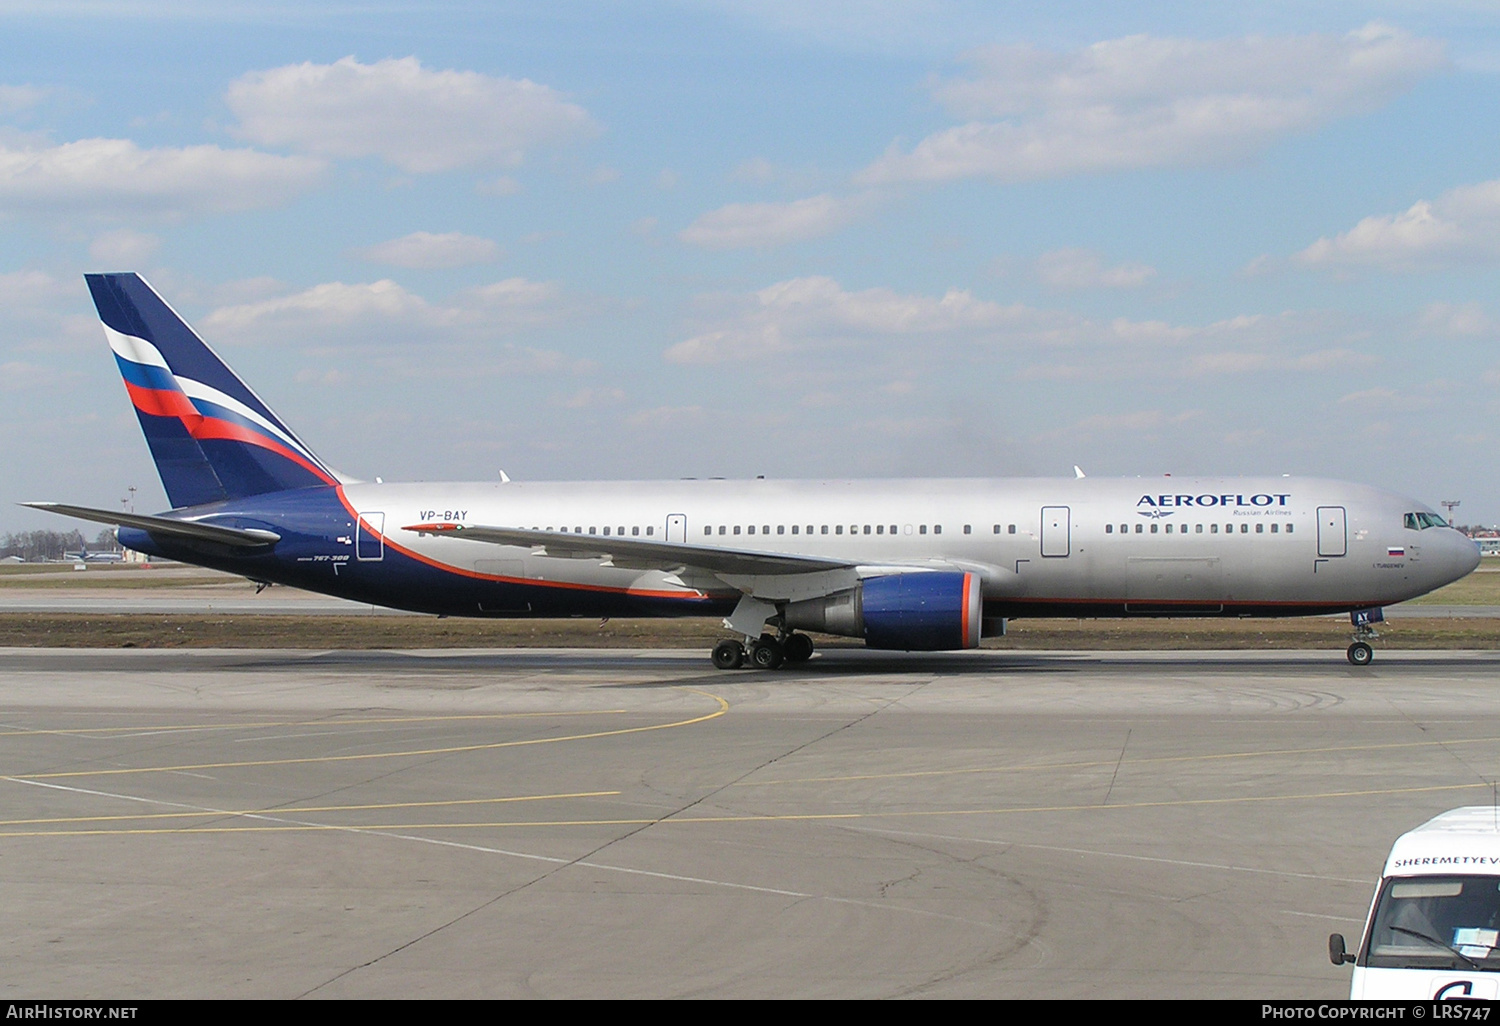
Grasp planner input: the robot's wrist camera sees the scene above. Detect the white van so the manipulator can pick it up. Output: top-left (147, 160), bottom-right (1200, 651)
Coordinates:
top-left (1331, 807), bottom-right (1500, 999)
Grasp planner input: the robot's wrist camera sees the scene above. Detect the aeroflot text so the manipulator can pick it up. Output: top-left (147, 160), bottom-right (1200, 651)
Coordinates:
top-left (1139, 493), bottom-right (1292, 508)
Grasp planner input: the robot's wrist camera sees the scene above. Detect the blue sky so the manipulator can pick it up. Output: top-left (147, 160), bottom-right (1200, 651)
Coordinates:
top-left (4, 2), bottom-right (1500, 527)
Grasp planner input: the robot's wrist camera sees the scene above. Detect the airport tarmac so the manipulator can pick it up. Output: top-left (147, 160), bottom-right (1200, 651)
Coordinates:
top-left (2, 646), bottom-right (1499, 999)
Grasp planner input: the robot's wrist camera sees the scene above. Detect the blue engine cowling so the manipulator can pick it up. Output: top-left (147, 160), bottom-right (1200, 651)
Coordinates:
top-left (783, 571), bottom-right (981, 651)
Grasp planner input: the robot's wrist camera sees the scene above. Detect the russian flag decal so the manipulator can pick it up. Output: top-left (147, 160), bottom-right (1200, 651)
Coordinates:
top-left (1388, 547), bottom-right (1405, 557)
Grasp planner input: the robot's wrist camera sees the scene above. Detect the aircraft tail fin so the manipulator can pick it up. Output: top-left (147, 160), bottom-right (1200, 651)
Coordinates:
top-left (85, 273), bottom-right (339, 509)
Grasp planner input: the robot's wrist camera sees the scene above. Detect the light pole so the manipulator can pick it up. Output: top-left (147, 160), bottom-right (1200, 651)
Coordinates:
top-left (1441, 499), bottom-right (1461, 527)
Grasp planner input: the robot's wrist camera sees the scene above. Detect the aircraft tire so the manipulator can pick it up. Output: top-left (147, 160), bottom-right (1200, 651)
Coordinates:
top-left (783, 633), bottom-right (814, 663)
top-left (1347, 642), bottom-right (1373, 666)
top-left (712, 640), bottom-right (745, 670)
top-left (750, 639), bottom-right (785, 670)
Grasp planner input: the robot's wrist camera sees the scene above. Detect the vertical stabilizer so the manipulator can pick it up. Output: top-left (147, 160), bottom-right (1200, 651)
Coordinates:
top-left (86, 273), bottom-right (337, 508)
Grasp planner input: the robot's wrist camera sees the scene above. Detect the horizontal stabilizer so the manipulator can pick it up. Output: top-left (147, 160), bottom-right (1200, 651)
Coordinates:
top-left (402, 522), bottom-right (850, 576)
top-left (22, 502), bottom-right (281, 548)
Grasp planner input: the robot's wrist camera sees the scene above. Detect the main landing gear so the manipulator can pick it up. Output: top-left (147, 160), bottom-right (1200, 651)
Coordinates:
top-left (1346, 608), bottom-right (1383, 666)
top-left (711, 631), bottom-right (815, 670)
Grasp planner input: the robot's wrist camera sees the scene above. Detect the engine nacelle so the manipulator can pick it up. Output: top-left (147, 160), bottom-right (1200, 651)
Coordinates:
top-left (783, 571), bottom-right (981, 651)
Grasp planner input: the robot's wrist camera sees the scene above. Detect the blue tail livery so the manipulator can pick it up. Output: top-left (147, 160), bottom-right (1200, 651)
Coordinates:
top-left (22, 274), bottom-right (1481, 669)
top-left (87, 273), bottom-right (339, 508)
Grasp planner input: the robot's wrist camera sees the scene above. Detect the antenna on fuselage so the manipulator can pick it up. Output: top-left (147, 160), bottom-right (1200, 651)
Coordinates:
top-left (1073, 466), bottom-right (1086, 479)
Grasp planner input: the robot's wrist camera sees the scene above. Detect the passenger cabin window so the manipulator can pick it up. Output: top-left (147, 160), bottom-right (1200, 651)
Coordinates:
top-left (1105, 524), bottom-right (1113, 534)
top-left (1256, 523), bottom-right (1264, 534)
top-left (633, 527), bottom-right (641, 536)
top-left (963, 525), bottom-right (972, 535)
top-left (1134, 524), bottom-right (1143, 534)
top-left (934, 525), bottom-right (942, 535)
top-left (1150, 523), bottom-right (1158, 534)
top-left (646, 526), bottom-right (654, 536)
top-left (920, 525), bottom-right (928, 535)
top-left (1285, 524), bottom-right (1293, 534)
top-left (1008, 524), bottom-right (1016, 534)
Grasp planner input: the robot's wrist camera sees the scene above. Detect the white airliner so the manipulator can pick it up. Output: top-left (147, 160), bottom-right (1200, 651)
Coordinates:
top-left (25, 274), bottom-right (1482, 669)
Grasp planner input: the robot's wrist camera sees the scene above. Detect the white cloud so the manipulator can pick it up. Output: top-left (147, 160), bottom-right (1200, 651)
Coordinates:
top-left (0, 139), bottom-right (322, 219)
top-left (559, 387), bottom-right (625, 409)
top-left (678, 193), bottom-right (873, 249)
top-left (667, 275), bottom-right (1054, 363)
top-left (200, 277), bottom-right (581, 362)
top-left (627, 405), bottom-right (705, 428)
top-left (351, 231), bottom-right (500, 269)
top-left (227, 56), bottom-right (596, 174)
top-left (1296, 180), bottom-right (1500, 270)
top-left (475, 176), bottom-right (522, 196)
top-left (666, 276), bottom-right (1367, 384)
top-left (1420, 301), bottom-right (1491, 336)
top-left (0, 85), bottom-right (45, 115)
top-left (0, 269), bottom-right (69, 307)
top-left (88, 228), bottom-right (160, 266)
top-left (860, 23), bottom-right (1444, 184)
top-left (1036, 248), bottom-right (1156, 289)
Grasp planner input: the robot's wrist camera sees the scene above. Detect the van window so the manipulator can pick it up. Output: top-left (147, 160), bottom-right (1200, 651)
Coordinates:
top-left (1365, 875), bottom-right (1500, 969)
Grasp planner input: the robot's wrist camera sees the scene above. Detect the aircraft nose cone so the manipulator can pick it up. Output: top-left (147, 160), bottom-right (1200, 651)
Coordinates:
top-left (1439, 530), bottom-right (1482, 584)
top-left (1457, 533), bottom-right (1482, 578)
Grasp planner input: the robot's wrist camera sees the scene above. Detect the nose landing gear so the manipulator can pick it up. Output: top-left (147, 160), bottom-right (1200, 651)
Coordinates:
top-left (1347, 608), bottom-right (1383, 666)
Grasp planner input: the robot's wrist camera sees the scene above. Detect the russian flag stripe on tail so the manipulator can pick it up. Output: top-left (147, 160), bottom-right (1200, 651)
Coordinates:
top-left (86, 273), bottom-right (338, 509)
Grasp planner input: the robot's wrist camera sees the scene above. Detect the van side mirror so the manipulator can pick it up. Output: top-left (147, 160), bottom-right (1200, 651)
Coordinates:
top-left (1329, 933), bottom-right (1355, 965)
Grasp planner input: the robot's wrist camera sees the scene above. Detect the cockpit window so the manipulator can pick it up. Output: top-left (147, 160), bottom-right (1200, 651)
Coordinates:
top-left (1365, 875), bottom-right (1500, 970)
top-left (1405, 512), bottom-right (1449, 530)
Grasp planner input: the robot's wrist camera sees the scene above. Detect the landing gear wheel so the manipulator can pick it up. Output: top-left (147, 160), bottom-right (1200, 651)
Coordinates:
top-left (712, 639), bottom-right (745, 670)
top-left (1347, 642), bottom-right (1373, 666)
top-left (750, 639), bottom-right (785, 670)
top-left (782, 633), bottom-right (814, 663)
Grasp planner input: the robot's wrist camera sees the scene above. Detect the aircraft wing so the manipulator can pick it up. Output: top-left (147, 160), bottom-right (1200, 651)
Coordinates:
top-left (401, 521), bottom-right (852, 576)
top-left (22, 502), bottom-right (281, 548)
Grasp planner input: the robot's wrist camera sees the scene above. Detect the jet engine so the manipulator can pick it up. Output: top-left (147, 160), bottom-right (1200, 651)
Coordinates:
top-left (782, 571), bottom-right (980, 651)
